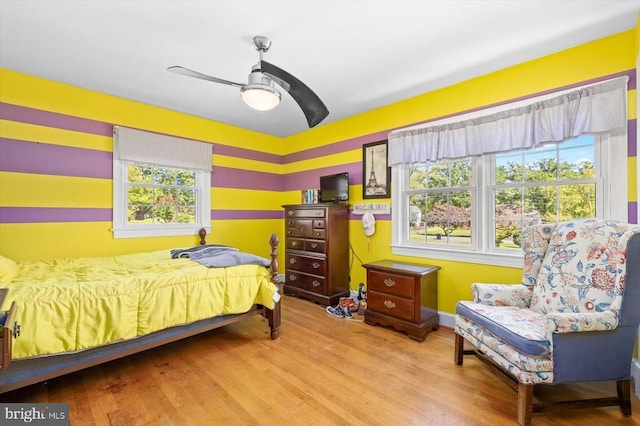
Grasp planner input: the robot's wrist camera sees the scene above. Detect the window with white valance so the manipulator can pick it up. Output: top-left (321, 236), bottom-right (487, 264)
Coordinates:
top-left (389, 77), bottom-right (629, 268)
top-left (388, 76), bottom-right (628, 165)
top-left (112, 127), bottom-right (212, 239)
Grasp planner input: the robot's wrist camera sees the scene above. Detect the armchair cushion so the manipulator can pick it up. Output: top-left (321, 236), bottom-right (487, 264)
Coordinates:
top-left (472, 283), bottom-right (532, 308)
top-left (529, 220), bottom-right (638, 316)
top-left (521, 224), bottom-right (556, 289)
top-left (457, 301), bottom-right (549, 356)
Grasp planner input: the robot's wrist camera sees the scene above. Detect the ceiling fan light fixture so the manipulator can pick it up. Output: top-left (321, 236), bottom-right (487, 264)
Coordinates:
top-left (241, 84), bottom-right (281, 111)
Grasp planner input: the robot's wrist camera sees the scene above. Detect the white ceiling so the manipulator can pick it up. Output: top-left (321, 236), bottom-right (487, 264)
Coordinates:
top-left (1, 1), bottom-right (639, 137)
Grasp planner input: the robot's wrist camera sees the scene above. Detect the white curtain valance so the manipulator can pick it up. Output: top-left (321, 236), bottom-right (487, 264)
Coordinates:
top-left (114, 126), bottom-right (212, 171)
top-left (388, 76), bottom-right (628, 166)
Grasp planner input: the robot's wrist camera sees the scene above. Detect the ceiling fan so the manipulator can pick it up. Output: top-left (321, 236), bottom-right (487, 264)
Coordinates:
top-left (168, 35), bottom-right (329, 128)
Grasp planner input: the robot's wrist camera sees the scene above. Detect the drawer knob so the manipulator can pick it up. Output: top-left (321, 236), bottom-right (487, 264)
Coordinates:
top-left (291, 241), bottom-right (298, 247)
top-left (289, 275), bottom-right (297, 281)
top-left (384, 300), bottom-right (396, 309)
top-left (315, 232), bottom-right (321, 236)
top-left (312, 262), bottom-right (320, 269)
top-left (287, 230), bottom-right (293, 235)
top-left (312, 280), bottom-right (320, 287)
top-left (310, 243), bottom-right (318, 249)
top-left (384, 278), bottom-right (396, 287)
top-left (288, 211), bottom-right (294, 216)
top-left (289, 258), bottom-right (296, 264)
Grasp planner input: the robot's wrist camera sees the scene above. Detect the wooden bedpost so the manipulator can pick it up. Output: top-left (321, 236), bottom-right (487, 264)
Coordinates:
top-left (198, 228), bottom-right (207, 245)
top-left (266, 233), bottom-right (281, 339)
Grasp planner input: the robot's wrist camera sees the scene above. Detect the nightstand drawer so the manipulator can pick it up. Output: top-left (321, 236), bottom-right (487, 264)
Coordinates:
top-left (367, 290), bottom-right (413, 321)
top-left (368, 270), bottom-right (414, 298)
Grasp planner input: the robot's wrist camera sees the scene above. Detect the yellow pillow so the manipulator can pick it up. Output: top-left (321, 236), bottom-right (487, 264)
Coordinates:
top-left (0, 255), bottom-right (18, 283)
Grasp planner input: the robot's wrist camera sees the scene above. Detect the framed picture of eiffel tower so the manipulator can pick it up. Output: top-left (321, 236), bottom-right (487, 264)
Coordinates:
top-left (362, 140), bottom-right (390, 199)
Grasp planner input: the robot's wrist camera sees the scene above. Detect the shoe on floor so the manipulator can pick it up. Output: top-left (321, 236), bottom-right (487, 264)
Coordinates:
top-left (326, 304), bottom-right (345, 318)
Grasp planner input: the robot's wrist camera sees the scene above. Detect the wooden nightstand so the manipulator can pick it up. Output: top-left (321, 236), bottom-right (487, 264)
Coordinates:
top-left (363, 260), bottom-right (439, 341)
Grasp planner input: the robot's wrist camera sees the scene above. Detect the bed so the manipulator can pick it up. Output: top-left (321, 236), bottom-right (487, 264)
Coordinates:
top-left (0, 231), bottom-right (281, 394)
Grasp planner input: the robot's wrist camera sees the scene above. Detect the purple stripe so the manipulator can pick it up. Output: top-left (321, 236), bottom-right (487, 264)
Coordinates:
top-left (628, 119), bottom-right (637, 157)
top-left (213, 144), bottom-right (283, 164)
top-left (211, 210), bottom-right (284, 220)
top-left (0, 207), bottom-right (112, 223)
top-left (629, 202), bottom-right (638, 224)
top-left (0, 102), bottom-right (113, 136)
top-left (0, 138), bottom-right (113, 179)
top-left (212, 166), bottom-right (283, 191)
top-left (284, 131), bottom-right (390, 163)
top-left (283, 162), bottom-right (362, 191)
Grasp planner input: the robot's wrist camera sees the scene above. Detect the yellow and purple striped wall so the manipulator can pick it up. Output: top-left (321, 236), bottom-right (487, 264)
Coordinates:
top-left (1, 28), bottom-right (638, 315)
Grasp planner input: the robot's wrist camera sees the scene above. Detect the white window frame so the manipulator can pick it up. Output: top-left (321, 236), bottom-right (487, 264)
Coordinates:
top-left (112, 127), bottom-right (211, 239)
top-left (391, 119), bottom-right (627, 269)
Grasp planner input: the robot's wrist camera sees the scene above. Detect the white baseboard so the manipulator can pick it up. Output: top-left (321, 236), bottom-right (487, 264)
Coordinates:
top-left (440, 313), bottom-right (640, 399)
top-left (439, 311), bottom-right (456, 329)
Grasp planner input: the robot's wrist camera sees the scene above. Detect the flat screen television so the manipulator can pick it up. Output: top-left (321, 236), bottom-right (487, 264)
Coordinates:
top-left (319, 172), bottom-right (349, 203)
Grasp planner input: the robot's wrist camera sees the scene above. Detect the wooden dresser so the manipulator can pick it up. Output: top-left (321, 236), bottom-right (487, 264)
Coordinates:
top-left (363, 260), bottom-right (439, 341)
top-left (282, 204), bottom-right (350, 306)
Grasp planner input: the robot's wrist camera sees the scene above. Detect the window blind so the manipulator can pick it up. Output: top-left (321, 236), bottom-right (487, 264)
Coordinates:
top-left (114, 126), bottom-right (212, 171)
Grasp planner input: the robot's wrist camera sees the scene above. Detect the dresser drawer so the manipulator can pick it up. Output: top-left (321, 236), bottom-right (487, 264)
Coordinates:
top-left (286, 254), bottom-right (326, 275)
top-left (367, 290), bottom-right (414, 321)
top-left (285, 270), bottom-right (326, 293)
top-left (305, 239), bottom-right (325, 253)
top-left (286, 238), bottom-right (305, 250)
top-left (285, 219), bottom-right (314, 238)
top-left (286, 208), bottom-right (326, 218)
top-left (367, 270), bottom-right (415, 298)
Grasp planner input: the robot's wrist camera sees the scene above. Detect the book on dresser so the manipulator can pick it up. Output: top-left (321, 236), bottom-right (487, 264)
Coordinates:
top-left (282, 204), bottom-right (350, 306)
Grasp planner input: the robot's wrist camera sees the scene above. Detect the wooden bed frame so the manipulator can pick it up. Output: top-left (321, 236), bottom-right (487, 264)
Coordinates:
top-left (0, 231), bottom-right (281, 394)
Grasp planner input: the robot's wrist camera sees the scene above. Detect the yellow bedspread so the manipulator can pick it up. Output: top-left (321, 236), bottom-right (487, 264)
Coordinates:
top-left (0, 250), bottom-right (277, 359)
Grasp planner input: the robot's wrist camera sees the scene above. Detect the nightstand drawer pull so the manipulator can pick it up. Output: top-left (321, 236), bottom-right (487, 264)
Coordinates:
top-left (312, 280), bottom-right (320, 287)
top-left (289, 258), bottom-right (296, 264)
top-left (384, 278), bottom-right (396, 287)
top-left (289, 274), bottom-right (297, 281)
top-left (383, 300), bottom-right (396, 309)
top-left (312, 262), bottom-right (320, 269)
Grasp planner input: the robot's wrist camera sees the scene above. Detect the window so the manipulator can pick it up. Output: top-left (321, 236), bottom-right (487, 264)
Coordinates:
top-left (390, 78), bottom-right (628, 267)
top-left (112, 127), bottom-right (211, 239)
top-left (126, 163), bottom-right (198, 225)
top-left (393, 133), bottom-right (626, 267)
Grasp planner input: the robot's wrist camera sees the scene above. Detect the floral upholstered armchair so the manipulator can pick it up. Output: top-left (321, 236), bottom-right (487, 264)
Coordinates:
top-left (454, 219), bottom-right (640, 426)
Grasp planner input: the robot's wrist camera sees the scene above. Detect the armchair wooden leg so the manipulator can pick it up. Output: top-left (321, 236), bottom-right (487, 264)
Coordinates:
top-left (454, 332), bottom-right (464, 365)
top-left (517, 382), bottom-right (533, 426)
top-left (617, 379), bottom-right (632, 416)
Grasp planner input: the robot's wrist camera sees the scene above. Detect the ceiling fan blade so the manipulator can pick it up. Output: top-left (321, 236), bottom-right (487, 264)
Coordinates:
top-left (259, 60), bottom-right (329, 128)
top-left (167, 66), bottom-right (244, 88)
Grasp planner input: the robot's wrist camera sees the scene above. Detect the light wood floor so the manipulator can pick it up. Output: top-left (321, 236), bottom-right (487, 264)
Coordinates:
top-left (1, 295), bottom-right (639, 425)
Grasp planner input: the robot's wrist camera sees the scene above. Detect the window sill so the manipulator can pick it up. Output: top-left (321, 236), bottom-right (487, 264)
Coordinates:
top-left (112, 225), bottom-right (211, 239)
top-left (390, 244), bottom-right (523, 268)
